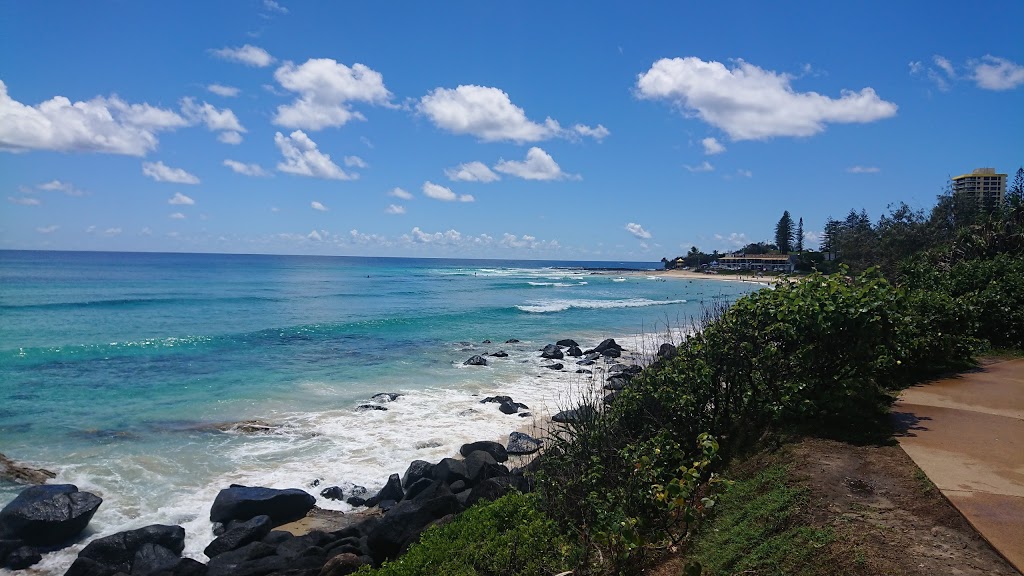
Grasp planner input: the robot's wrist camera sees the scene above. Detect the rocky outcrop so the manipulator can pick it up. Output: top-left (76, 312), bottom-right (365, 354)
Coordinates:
top-left (0, 453), bottom-right (56, 485)
top-left (366, 495), bottom-right (462, 562)
top-left (506, 432), bottom-right (542, 456)
top-left (210, 486), bottom-right (315, 526)
top-left (0, 484), bottom-right (101, 546)
top-left (459, 441), bottom-right (508, 463)
top-left (205, 515), bottom-right (272, 558)
top-left (566, 346), bottom-right (583, 357)
top-left (401, 461), bottom-right (435, 489)
top-left (552, 406), bottom-right (596, 424)
top-left (540, 344), bottom-right (563, 360)
top-left (658, 342), bottom-right (677, 359)
top-left (66, 524), bottom-right (185, 575)
top-left (463, 355), bottom-right (488, 366)
top-left (555, 339), bottom-right (579, 348)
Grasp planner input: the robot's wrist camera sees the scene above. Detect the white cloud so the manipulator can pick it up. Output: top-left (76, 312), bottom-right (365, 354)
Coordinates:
top-left (344, 155), bottom-right (368, 168)
top-left (210, 44), bottom-right (274, 67)
top-left (445, 161), bottom-right (500, 182)
top-left (572, 124), bottom-right (610, 141)
top-left (637, 57), bottom-right (898, 140)
top-left (459, 194), bottom-right (475, 202)
top-left (735, 169), bottom-right (753, 178)
top-left (263, 0), bottom-right (288, 14)
top-left (218, 131), bottom-right (243, 144)
top-left (713, 232), bottom-right (749, 249)
top-left (36, 225), bottom-right (59, 233)
top-left (169, 192), bottom-right (195, 205)
top-left (389, 187), bottom-right (413, 200)
top-left (273, 58), bottom-right (391, 130)
top-left (702, 137), bottom-right (725, 155)
top-left (307, 230), bottom-right (322, 241)
top-left (971, 56), bottom-right (1024, 91)
top-left (625, 222), bottom-right (652, 239)
top-left (408, 227), bottom-right (463, 244)
top-left (933, 55), bottom-right (956, 79)
top-left (143, 161), bottom-right (200, 184)
top-left (274, 130), bottom-right (355, 180)
top-left (207, 84), bottom-right (240, 97)
top-left (684, 160), bottom-right (714, 172)
top-left (493, 147), bottom-right (578, 181)
top-left (102, 227), bottom-right (122, 237)
top-left (223, 159), bottom-right (270, 177)
top-left (384, 204), bottom-right (405, 214)
top-left (418, 85), bottom-right (606, 143)
top-left (0, 80), bottom-right (188, 155)
top-left (169, 212), bottom-right (186, 220)
top-left (311, 201), bottom-right (328, 212)
top-left (7, 196), bottom-right (40, 206)
top-left (499, 233), bottom-right (560, 251)
top-left (421, 180), bottom-right (458, 200)
top-left (36, 180), bottom-right (85, 196)
top-left (847, 165), bottom-right (880, 174)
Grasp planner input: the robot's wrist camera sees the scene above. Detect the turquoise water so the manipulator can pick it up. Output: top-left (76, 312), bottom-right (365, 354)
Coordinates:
top-left (0, 250), bottom-right (757, 570)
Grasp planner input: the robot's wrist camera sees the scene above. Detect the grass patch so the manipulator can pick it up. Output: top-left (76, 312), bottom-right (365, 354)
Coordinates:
top-left (688, 464), bottom-right (835, 576)
top-left (357, 492), bottom-right (579, 576)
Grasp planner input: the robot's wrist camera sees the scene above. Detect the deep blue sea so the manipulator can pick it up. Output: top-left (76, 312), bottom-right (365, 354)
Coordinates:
top-left (0, 250), bottom-right (758, 570)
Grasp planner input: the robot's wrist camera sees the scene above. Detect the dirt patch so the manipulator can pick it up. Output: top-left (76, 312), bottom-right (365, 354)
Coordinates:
top-left (644, 437), bottom-right (1019, 576)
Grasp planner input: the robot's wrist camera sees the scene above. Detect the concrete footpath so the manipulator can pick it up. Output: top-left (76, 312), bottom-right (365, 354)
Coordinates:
top-left (893, 358), bottom-right (1024, 573)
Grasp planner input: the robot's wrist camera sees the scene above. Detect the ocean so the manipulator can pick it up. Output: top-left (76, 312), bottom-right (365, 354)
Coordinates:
top-left (0, 250), bottom-right (757, 572)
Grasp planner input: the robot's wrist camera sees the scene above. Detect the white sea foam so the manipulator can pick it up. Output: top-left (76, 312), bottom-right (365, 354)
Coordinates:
top-left (516, 298), bottom-right (687, 313)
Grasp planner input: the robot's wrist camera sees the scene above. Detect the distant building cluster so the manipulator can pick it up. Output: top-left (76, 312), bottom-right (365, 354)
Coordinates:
top-left (952, 168), bottom-right (1007, 205)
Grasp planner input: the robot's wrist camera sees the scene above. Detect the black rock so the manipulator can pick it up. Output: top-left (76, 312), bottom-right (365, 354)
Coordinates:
top-left (481, 340), bottom-right (491, 344)
top-left (466, 477), bottom-right (529, 507)
top-left (459, 441), bottom-right (508, 463)
top-left (657, 342), bottom-right (677, 359)
top-left (518, 412), bottom-right (532, 418)
top-left (320, 486), bottom-right (344, 501)
top-left (379, 500), bottom-right (397, 513)
top-left (168, 558), bottom-right (208, 576)
top-left (370, 393), bottom-right (403, 402)
top-left (366, 495), bottom-right (462, 562)
top-left (576, 359), bottom-right (595, 366)
top-left (401, 477), bottom-right (434, 502)
top-left (566, 346), bottom-right (583, 357)
top-left (506, 432), bottom-right (542, 456)
top-left (431, 458), bottom-right (470, 485)
top-left (498, 401), bottom-right (520, 414)
top-left (604, 377), bottom-right (628, 391)
top-left (345, 496), bottom-right (367, 507)
top-left (539, 344), bottom-right (563, 360)
top-left (131, 543), bottom-right (180, 576)
top-left (584, 352), bottom-right (601, 361)
top-left (203, 542), bottom-right (279, 576)
top-left (552, 406), bottom-right (596, 424)
top-left (543, 363), bottom-right (564, 370)
top-left (204, 515), bottom-right (271, 558)
top-left (592, 338), bottom-right (623, 354)
top-left (505, 339), bottom-right (520, 343)
top-left (489, 351), bottom-right (508, 358)
top-left (76, 525), bottom-right (185, 575)
top-left (5, 545), bottom-right (41, 570)
top-left (601, 348), bottom-right (621, 358)
top-left (464, 451), bottom-right (507, 485)
top-left (356, 404), bottom-right (387, 411)
top-left (463, 355), bottom-right (488, 366)
top-left (402, 460), bottom-right (435, 489)
top-left (365, 474), bottom-right (403, 508)
top-left (604, 391), bottom-right (621, 405)
top-left (575, 369), bottom-right (592, 374)
top-left (409, 481), bottom-right (453, 504)
top-left (607, 363), bottom-right (629, 374)
top-left (209, 486), bottom-right (315, 526)
top-left (555, 339), bottom-right (579, 348)
top-left (480, 395), bottom-right (513, 405)
top-left (448, 480), bottom-right (466, 494)
top-left (0, 484), bottom-right (102, 546)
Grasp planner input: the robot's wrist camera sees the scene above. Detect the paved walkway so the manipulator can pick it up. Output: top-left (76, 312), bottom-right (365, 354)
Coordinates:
top-left (893, 359), bottom-right (1024, 573)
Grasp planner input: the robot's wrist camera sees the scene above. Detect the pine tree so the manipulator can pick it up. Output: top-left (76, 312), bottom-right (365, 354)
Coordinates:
top-left (1008, 166), bottom-right (1024, 208)
top-left (796, 217), bottom-right (804, 252)
top-left (774, 210), bottom-right (795, 253)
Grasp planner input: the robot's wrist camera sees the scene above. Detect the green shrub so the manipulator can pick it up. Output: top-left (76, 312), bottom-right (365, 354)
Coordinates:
top-left (358, 492), bottom-right (579, 576)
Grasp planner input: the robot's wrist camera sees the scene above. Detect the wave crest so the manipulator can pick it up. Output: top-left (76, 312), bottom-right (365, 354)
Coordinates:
top-left (516, 298), bottom-right (687, 313)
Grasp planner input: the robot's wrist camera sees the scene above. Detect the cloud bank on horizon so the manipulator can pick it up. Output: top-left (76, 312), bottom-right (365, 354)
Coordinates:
top-left (1, 2), bottom-right (1021, 259)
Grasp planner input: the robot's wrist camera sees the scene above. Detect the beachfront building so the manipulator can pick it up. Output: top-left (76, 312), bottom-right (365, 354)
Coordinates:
top-left (952, 168), bottom-right (1007, 206)
top-left (718, 253), bottom-right (796, 272)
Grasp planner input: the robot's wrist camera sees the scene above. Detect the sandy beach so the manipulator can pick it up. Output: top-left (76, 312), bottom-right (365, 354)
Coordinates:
top-left (637, 268), bottom-right (789, 286)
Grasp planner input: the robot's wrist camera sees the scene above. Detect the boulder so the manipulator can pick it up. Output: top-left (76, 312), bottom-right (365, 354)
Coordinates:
top-left (465, 476), bottom-right (530, 507)
top-left (319, 552), bottom-right (368, 576)
top-left (463, 355), bottom-right (488, 366)
top-left (409, 481), bottom-right (453, 504)
top-left (0, 453), bottom-right (56, 485)
top-left (459, 441), bottom-right (508, 463)
top-left (0, 484), bottom-right (101, 546)
top-left (481, 340), bottom-right (491, 344)
top-left (506, 432), bottom-right (542, 456)
top-left (130, 543), bottom-right (180, 576)
top-left (480, 395), bottom-right (513, 405)
top-left (591, 338), bottom-right (623, 354)
top-left (320, 486), bottom-right (344, 501)
top-left (607, 363), bottom-right (629, 374)
top-left (575, 369), bottom-right (592, 374)
top-left (370, 393), bottom-right (402, 402)
top-left (168, 558), bottom-right (207, 576)
top-left (489, 351), bottom-right (508, 358)
top-left (401, 478), bottom-right (434, 502)
top-left (584, 352), bottom-right (601, 361)
top-left (464, 451), bottom-right (507, 484)
top-left (556, 339), bottom-right (579, 348)
top-left (356, 404), bottom-right (387, 412)
top-left (76, 524), bottom-right (185, 574)
top-left (431, 458), bottom-right (470, 485)
top-left (603, 377), bottom-right (628, 391)
top-left (601, 348), bottom-right (621, 358)
top-left (566, 346), bottom-right (583, 357)
top-left (345, 496), bottom-right (366, 507)
top-left (365, 474), bottom-right (403, 508)
top-left (203, 542), bottom-right (278, 576)
top-left (498, 401), bottom-right (520, 415)
top-left (576, 359), bottom-right (595, 366)
top-left (543, 363), bottom-right (564, 370)
top-left (366, 495), bottom-right (461, 561)
top-left (5, 545), bottom-right (41, 570)
top-left (552, 406), bottom-right (596, 424)
top-left (505, 339), bottom-right (520, 343)
top-left (209, 486), bottom-right (315, 525)
top-left (539, 344), bottom-right (563, 360)
top-left (657, 342), bottom-right (677, 359)
top-left (402, 461), bottom-right (435, 489)
top-left (204, 515), bottom-right (272, 558)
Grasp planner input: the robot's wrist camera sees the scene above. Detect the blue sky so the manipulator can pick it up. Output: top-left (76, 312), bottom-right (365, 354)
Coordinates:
top-left (2, 1), bottom-right (1022, 261)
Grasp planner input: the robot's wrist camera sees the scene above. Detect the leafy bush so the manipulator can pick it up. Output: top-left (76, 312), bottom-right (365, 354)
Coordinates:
top-left (358, 492), bottom-right (579, 576)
